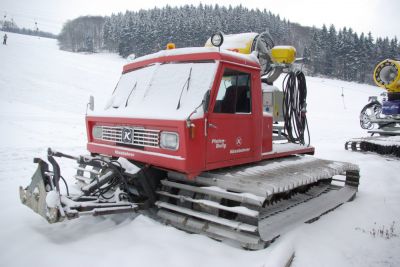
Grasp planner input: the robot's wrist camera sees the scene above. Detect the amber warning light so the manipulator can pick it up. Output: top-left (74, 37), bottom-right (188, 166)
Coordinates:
top-left (166, 43), bottom-right (176, 50)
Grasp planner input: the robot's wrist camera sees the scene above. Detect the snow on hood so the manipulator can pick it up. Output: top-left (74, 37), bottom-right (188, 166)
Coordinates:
top-left (91, 61), bottom-right (218, 120)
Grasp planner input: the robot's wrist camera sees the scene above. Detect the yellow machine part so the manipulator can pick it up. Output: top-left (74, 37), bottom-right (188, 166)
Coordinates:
top-left (373, 59), bottom-right (400, 93)
top-left (205, 32), bottom-right (258, 54)
top-left (205, 33), bottom-right (296, 65)
top-left (271, 46), bottom-right (296, 64)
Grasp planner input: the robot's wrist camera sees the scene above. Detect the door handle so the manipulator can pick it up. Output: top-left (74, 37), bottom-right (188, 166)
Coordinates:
top-left (208, 123), bottom-right (217, 129)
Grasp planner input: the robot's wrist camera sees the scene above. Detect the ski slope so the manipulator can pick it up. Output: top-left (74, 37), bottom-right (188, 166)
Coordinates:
top-left (0, 32), bottom-right (399, 267)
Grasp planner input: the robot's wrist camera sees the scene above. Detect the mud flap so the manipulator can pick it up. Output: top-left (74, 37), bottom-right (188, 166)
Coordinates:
top-left (19, 164), bottom-right (62, 223)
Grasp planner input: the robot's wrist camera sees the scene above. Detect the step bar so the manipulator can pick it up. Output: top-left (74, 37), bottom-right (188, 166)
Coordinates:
top-left (155, 201), bottom-right (257, 232)
top-left (161, 180), bottom-right (265, 207)
top-left (156, 190), bottom-right (259, 218)
top-left (157, 209), bottom-right (265, 250)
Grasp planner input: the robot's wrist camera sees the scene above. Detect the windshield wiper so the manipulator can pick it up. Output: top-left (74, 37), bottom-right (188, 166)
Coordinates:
top-left (125, 82), bottom-right (138, 107)
top-left (176, 67), bottom-right (193, 110)
top-left (112, 76), bottom-right (122, 95)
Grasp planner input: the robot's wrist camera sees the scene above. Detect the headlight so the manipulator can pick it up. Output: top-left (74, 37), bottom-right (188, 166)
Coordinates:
top-left (211, 32), bottom-right (224, 47)
top-left (160, 132), bottom-right (179, 150)
top-left (92, 126), bottom-right (103, 139)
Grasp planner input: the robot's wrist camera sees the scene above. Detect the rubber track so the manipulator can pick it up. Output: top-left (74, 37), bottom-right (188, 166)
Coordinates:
top-left (157, 168), bottom-right (359, 249)
top-left (259, 183), bottom-right (332, 220)
top-left (345, 140), bottom-right (400, 158)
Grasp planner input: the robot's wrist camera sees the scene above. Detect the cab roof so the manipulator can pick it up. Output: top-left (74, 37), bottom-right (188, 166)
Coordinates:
top-left (123, 47), bottom-right (261, 74)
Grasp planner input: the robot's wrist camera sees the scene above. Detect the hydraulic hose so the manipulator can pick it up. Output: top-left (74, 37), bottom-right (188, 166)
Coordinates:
top-left (282, 71), bottom-right (310, 146)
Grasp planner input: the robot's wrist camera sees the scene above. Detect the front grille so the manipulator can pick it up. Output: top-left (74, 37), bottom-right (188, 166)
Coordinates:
top-left (99, 126), bottom-right (160, 148)
top-left (102, 126), bottom-right (122, 142)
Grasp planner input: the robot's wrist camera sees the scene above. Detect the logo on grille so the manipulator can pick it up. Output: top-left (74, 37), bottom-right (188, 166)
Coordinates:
top-left (122, 128), bottom-right (133, 143)
top-left (236, 137), bottom-right (242, 147)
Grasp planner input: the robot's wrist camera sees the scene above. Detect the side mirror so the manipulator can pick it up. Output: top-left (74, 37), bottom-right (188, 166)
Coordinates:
top-left (202, 90), bottom-right (211, 112)
top-left (88, 95), bottom-right (94, 111)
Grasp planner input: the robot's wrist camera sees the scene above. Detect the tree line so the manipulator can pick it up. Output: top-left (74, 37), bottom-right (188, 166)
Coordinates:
top-left (306, 25), bottom-right (399, 83)
top-left (57, 4), bottom-right (399, 84)
top-left (0, 19), bottom-right (57, 39)
top-left (58, 16), bottom-right (105, 52)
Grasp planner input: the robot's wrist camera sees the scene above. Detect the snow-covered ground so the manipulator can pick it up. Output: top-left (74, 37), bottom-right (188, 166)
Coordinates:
top-left (0, 32), bottom-right (399, 267)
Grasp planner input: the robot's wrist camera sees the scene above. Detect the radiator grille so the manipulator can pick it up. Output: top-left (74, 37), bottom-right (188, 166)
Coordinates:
top-left (99, 126), bottom-right (160, 148)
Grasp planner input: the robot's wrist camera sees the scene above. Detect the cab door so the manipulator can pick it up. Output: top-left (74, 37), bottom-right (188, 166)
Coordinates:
top-left (206, 66), bottom-right (255, 166)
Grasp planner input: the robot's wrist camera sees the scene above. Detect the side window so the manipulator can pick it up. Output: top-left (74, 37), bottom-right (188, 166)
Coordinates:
top-left (213, 69), bottom-right (251, 114)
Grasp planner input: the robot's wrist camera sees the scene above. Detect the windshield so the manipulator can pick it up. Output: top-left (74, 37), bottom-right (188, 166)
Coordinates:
top-left (102, 61), bottom-right (217, 119)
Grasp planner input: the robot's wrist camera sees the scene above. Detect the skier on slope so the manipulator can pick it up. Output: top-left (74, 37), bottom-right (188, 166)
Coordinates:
top-left (3, 34), bottom-right (7, 45)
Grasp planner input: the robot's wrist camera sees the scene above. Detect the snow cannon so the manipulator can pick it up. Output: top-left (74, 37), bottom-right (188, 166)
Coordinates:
top-left (205, 31), bottom-right (297, 84)
top-left (204, 31), bottom-right (297, 64)
top-left (205, 32), bottom-right (259, 54)
top-left (374, 59), bottom-right (400, 93)
top-left (373, 59), bottom-right (400, 116)
top-left (345, 59), bottom-right (400, 157)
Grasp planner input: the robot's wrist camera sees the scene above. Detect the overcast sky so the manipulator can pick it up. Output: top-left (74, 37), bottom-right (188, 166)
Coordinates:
top-left (1, 0), bottom-right (399, 39)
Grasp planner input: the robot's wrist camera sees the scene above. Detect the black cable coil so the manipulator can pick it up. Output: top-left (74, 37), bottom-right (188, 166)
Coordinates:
top-left (282, 70), bottom-right (310, 146)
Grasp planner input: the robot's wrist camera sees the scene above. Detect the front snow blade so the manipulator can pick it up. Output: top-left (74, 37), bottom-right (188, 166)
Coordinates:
top-left (19, 162), bottom-right (62, 223)
top-left (20, 152), bottom-right (142, 224)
